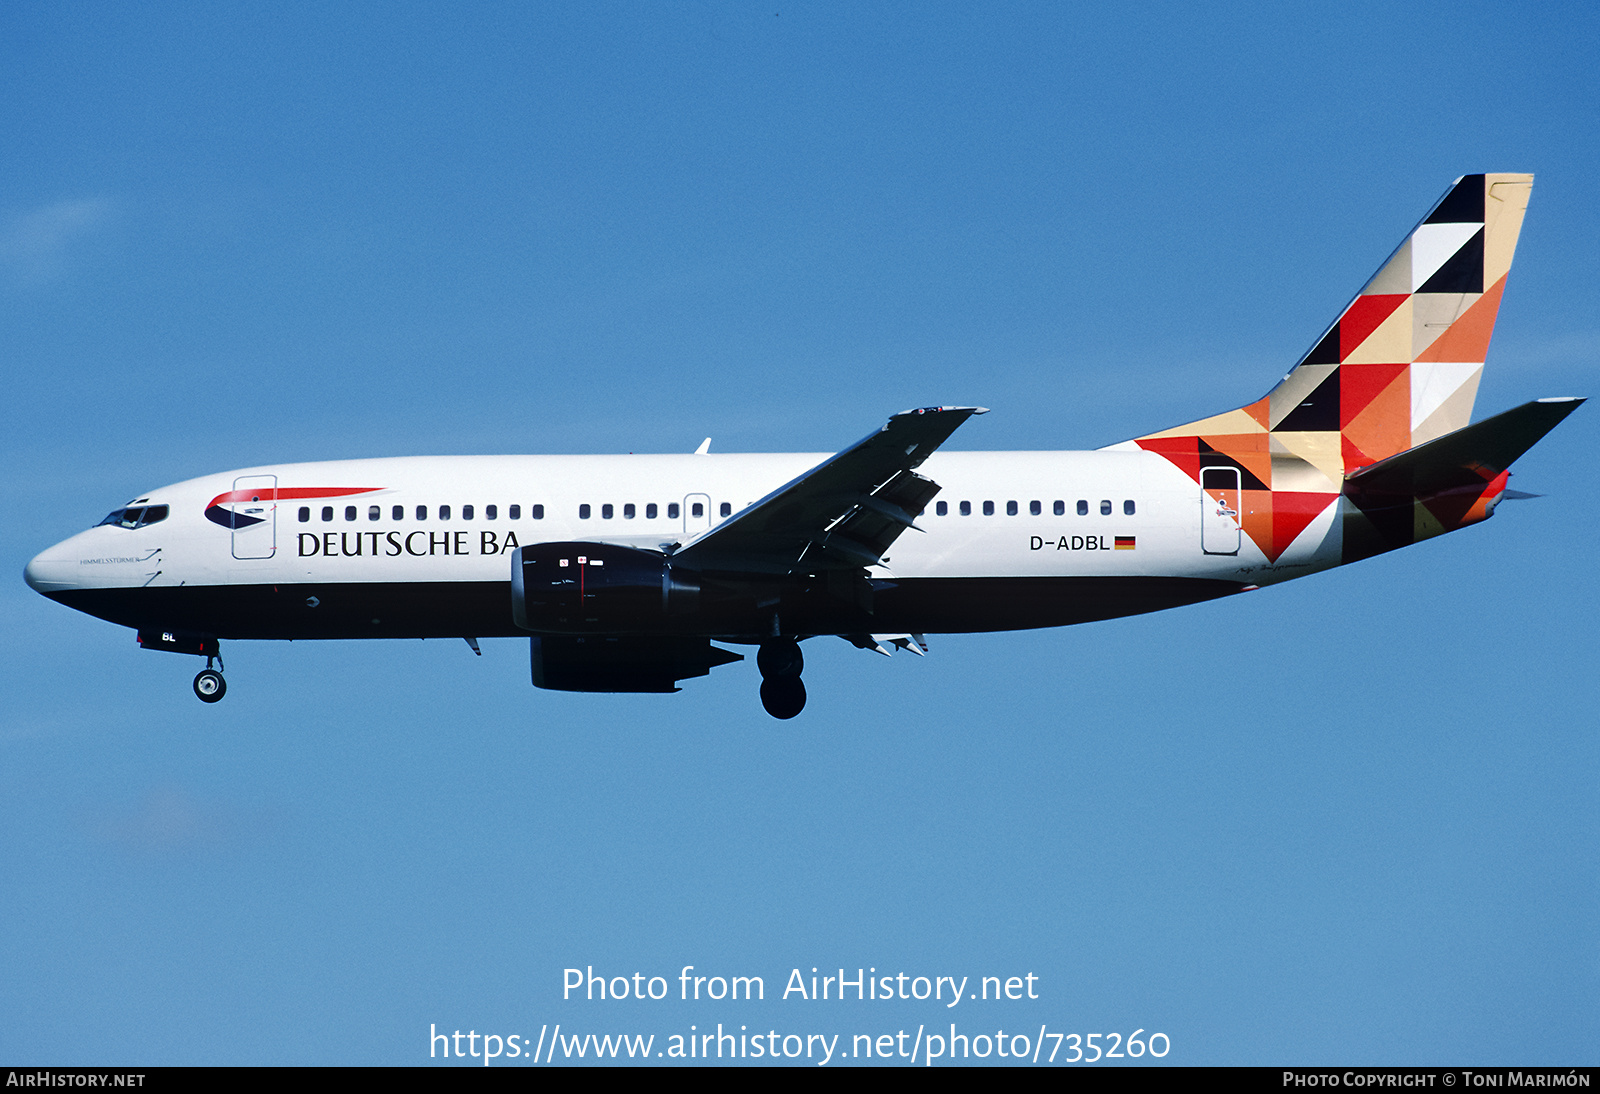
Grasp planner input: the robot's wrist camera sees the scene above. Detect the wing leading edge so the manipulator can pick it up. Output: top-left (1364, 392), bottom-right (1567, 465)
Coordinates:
top-left (670, 406), bottom-right (986, 574)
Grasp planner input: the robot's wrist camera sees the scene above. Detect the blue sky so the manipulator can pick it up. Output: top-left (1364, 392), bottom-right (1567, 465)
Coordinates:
top-left (2, 0), bottom-right (1595, 1066)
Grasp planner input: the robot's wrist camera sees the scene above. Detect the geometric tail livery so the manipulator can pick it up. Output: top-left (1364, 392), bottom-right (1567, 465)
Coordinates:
top-left (1116, 173), bottom-right (1549, 565)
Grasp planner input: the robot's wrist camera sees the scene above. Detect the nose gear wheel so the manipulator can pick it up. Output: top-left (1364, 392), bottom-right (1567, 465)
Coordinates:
top-left (193, 669), bottom-right (227, 703)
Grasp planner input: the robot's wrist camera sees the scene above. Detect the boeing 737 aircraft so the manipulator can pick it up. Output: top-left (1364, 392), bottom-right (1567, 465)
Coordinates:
top-left (25, 174), bottom-right (1583, 718)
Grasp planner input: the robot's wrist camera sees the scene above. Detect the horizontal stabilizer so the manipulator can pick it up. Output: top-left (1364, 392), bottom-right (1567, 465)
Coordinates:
top-left (1345, 398), bottom-right (1584, 498)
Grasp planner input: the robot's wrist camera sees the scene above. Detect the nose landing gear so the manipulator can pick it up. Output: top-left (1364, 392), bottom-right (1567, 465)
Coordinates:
top-left (193, 650), bottom-right (227, 704)
top-left (757, 638), bottom-right (805, 719)
top-left (137, 631), bottom-right (229, 704)
top-left (193, 669), bottom-right (227, 703)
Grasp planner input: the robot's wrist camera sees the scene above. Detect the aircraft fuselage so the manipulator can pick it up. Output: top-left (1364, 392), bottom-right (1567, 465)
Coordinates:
top-left (26, 448), bottom-right (1268, 643)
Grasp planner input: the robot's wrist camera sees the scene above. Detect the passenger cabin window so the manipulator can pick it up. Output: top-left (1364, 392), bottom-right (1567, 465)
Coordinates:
top-left (345, 505), bottom-right (357, 521)
top-left (1030, 500), bottom-right (1041, 516)
top-left (459, 505), bottom-right (471, 520)
top-left (602, 504), bottom-right (614, 519)
top-left (691, 502), bottom-right (703, 518)
top-left (439, 505), bottom-right (451, 520)
top-left (668, 503), bottom-right (680, 519)
top-left (1077, 500), bottom-right (1088, 516)
top-left (323, 506), bottom-right (335, 522)
top-left (532, 504), bottom-right (544, 519)
top-left (1100, 500), bottom-right (1112, 515)
top-left (983, 501), bottom-right (995, 516)
top-left (579, 504), bottom-right (591, 519)
top-left (416, 505), bottom-right (427, 521)
top-left (509, 505), bottom-right (521, 519)
top-left (959, 501), bottom-right (971, 516)
top-left (936, 501), bottom-right (948, 516)
top-left (1054, 500), bottom-right (1065, 516)
top-left (486, 505), bottom-right (497, 520)
top-left (392, 505), bottom-right (404, 520)
top-left (646, 503), bottom-right (657, 519)
top-left (624, 503), bottom-right (636, 519)
top-left (299, 507), bottom-right (310, 522)
top-left (368, 505), bottom-right (380, 521)
top-left (1006, 500), bottom-right (1018, 516)
top-left (1124, 500), bottom-right (1136, 515)
top-left (720, 502), bottom-right (732, 517)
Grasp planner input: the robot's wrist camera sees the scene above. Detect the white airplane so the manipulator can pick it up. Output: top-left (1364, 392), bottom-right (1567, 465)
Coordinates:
top-left (24, 173), bottom-right (1583, 718)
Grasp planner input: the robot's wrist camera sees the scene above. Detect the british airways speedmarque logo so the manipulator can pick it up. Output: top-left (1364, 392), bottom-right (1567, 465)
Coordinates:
top-left (204, 487), bottom-right (384, 529)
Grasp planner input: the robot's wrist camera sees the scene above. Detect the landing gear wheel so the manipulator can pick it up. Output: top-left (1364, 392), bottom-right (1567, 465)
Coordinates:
top-left (760, 677), bottom-right (806, 720)
top-left (757, 639), bottom-right (803, 679)
top-left (193, 669), bottom-right (227, 703)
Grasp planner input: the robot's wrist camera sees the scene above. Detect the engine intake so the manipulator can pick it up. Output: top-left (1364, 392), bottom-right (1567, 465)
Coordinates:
top-left (511, 542), bottom-right (699, 634)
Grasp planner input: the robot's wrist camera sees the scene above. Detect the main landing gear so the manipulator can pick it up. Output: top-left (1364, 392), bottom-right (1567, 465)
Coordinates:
top-left (193, 651), bottom-right (227, 704)
top-left (757, 639), bottom-right (805, 719)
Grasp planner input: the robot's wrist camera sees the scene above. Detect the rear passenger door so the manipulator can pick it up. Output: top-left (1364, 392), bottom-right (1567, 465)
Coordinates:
top-left (1200, 467), bottom-right (1240, 556)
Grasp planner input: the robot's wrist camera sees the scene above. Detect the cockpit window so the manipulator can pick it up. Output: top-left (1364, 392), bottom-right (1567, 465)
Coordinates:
top-left (97, 508), bottom-right (137, 529)
top-left (96, 505), bottom-right (168, 530)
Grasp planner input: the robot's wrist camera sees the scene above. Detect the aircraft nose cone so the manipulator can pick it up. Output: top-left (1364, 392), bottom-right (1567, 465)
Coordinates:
top-left (24, 546), bottom-right (78, 595)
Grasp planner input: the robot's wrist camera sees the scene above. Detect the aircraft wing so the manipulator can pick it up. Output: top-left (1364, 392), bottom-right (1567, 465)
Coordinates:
top-left (670, 406), bottom-right (986, 574)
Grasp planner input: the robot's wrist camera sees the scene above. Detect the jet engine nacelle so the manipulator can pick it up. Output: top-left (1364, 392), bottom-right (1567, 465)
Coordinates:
top-left (511, 542), bottom-right (699, 634)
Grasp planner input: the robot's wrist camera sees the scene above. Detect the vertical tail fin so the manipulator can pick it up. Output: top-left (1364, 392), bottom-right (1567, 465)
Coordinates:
top-left (1119, 174), bottom-right (1533, 562)
top-left (1269, 172), bottom-right (1532, 459)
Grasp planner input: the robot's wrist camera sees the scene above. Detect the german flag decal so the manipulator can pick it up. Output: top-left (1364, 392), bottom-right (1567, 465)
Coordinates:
top-left (1114, 536), bottom-right (1136, 550)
